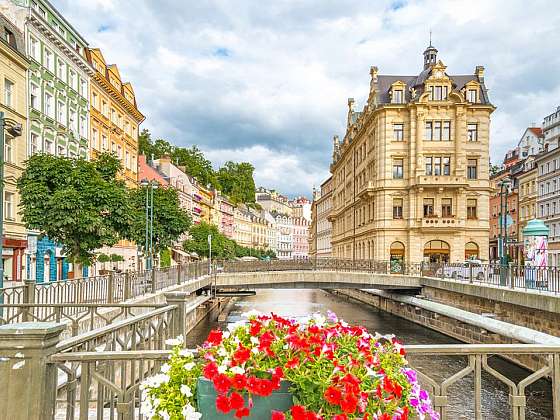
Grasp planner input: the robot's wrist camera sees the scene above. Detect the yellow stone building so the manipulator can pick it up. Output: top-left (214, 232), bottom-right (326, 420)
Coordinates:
top-left (330, 44), bottom-right (494, 265)
top-left (0, 14), bottom-right (28, 281)
top-left (518, 157), bottom-right (537, 234)
top-left (86, 48), bottom-right (144, 271)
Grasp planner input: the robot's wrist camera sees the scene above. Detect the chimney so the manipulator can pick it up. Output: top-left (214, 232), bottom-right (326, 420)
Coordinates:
top-left (475, 66), bottom-right (485, 81)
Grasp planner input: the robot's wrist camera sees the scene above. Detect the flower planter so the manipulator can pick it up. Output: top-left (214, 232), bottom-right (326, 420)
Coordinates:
top-left (196, 378), bottom-right (293, 419)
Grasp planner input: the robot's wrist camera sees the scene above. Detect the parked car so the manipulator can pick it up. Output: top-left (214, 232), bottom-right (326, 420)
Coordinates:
top-left (437, 260), bottom-right (486, 280)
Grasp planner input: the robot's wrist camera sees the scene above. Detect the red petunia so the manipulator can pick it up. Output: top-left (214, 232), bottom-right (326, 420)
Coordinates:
top-left (290, 405), bottom-right (307, 420)
top-left (332, 415), bottom-right (348, 420)
top-left (203, 362), bottom-right (219, 380)
top-left (232, 373), bottom-right (247, 390)
top-left (285, 357), bottom-right (300, 369)
top-left (271, 411), bottom-right (286, 420)
top-left (206, 329), bottom-right (223, 346)
top-left (233, 346), bottom-right (251, 365)
top-left (340, 394), bottom-right (358, 414)
top-left (229, 392), bottom-right (245, 410)
top-left (234, 407), bottom-right (250, 419)
top-left (324, 386), bottom-right (342, 406)
top-left (216, 394), bottom-right (231, 413)
top-left (249, 320), bottom-right (262, 336)
top-left (213, 373), bottom-right (232, 394)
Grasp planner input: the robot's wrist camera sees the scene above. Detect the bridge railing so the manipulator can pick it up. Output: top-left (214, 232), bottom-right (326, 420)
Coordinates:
top-left (2, 338), bottom-right (558, 420)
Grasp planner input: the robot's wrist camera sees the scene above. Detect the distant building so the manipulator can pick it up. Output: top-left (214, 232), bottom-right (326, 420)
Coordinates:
top-left (517, 127), bottom-right (543, 158)
top-left (543, 106), bottom-right (560, 150)
top-left (274, 213), bottom-right (293, 260)
top-left (256, 187), bottom-right (292, 216)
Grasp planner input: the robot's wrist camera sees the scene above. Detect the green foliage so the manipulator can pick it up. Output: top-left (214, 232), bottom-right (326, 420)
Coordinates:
top-left (97, 253), bottom-right (111, 263)
top-left (127, 186), bottom-right (192, 254)
top-left (110, 254), bottom-right (124, 262)
top-left (17, 153), bottom-right (133, 265)
top-left (172, 145), bottom-right (217, 188)
top-left (183, 222), bottom-right (275, 260)
top-left (160, 248), bottom-right (172, 268)
top-left (216, 161), bottom-right (256, 205)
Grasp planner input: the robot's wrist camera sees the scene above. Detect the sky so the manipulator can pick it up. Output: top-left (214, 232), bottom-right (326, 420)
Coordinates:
top-left (55, 0), bottom-right (560, 197)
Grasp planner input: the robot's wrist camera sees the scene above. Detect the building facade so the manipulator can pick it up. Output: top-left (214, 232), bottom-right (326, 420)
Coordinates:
top-left (0, 12), bottom-right (28, 281)
top-left (233, 206), bottom-right (252, 248)
top-left (255, 187), bottom-right (292, 216)
top-left (274, 213), bottom-right (293, 260)
top-left (330, 44), bottom-right (493, 264)
top-left (543, 106), bottom-right (560, 150)
top-left (216, 193), bottom-right (234, 239)
top-left (536, 149), bottom-right (560, 266)
top-left (292, 216), bottom-right (309, 259)
top-left (316, 177), bottom-right (333, 258)
top-left (518, 157), bottom-right (537, 242)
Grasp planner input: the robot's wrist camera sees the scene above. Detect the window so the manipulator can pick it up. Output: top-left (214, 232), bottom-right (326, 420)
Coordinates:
top-left (433, 157), bottom-right (441, 175)
top-left (92, 128), bottom-right (98, 149)
top-left (80, 79), bottom-right (87, 97)
top-left (425, 157), bottom-right (432, 175)
top-left (3, 79), bottom-right (14, 108)
top-left (44, 48), bottom-right (53, 71)
top-left (92, 92), bottom-right (98, 109)
top-left (30, 36), bottom-right (40, 61)
top-left (443, 157), bottom-right (450, 175)
top-left (4, 135), bottom-right (13, 163)
top-left (392, 159), bottom-right (403, 179)
top-left (69, 110), bottom-right (77, 131)
top-left (467, 199), bottom-right (477, 219)
top-left (69, 70), bottom-right (77, 90)
top-left (392, 123), bottom-right (404, 141)
top-left (80, 115), bottom-right (86, 137)
top-left (423, 198), bottom-right (435, 217)
top-left (392, 89), bottom-right (404, 104)
top-left (426, 120), bottom-right (451, 141)
top-left (467, 89), bottom-right (478, 103)
top-left (57, 59), bottom-right (65, 81)
top-left (57, 100), bottom-right (65, 124)
top-left (425, 156), bottom-right (451, 175)
top-left (44, 92), bottom-right (53, 117)
top-left (467, 159), bottom-right (478, 180)
top-left (467, 123), bottom-right (478, 141)
top-left (430, 85), bottom-right (448, 101)
top-left (393, 198), bottom-right (403, 219)
top-left (441, 198), bottom-right (452, 217)
top-left (102, 100), bottom-right (108, 116)
top-left (30, 133), bottom-right (40, 155)
top-left (117, 145), bottom-right (122, 159)
top-left (4, 192), bottom-right (14, 221)
top-left (125, 151), bottom-right (130, 169)
top-left (102, 135), bottom-right (108, 150)
top-left (44, 138), bottom-right (53, 154)
top-left (57, 145), bottom-right (65, 156)
top-left (30, 83), bottom-right (39, 109)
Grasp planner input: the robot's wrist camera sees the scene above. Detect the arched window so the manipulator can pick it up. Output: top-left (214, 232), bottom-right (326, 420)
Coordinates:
top-left (390, 241), bottom-right (405, 273)
top-left (423, 240), bottom-right (451, 263)
top-left (465, 242), bottom-right (479, 260)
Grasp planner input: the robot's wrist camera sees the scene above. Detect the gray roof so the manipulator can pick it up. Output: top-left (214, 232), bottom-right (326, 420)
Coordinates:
top-left (375, 70), bottom-right (490, 105)
top-left (0, 13), bottom-right (25, 56)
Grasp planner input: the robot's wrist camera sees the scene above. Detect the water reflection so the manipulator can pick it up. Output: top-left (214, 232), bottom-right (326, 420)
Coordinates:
top-left (186, 289), bottom-right (552, 420)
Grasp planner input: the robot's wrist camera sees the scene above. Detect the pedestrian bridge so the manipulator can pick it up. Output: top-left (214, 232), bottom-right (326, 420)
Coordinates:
top-left (214, 270), bottom-right (422, 290)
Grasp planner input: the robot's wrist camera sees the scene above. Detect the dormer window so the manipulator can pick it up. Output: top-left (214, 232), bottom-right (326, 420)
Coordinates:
top-left (467, 89), bottom-right (478, 103)
top-left (430, 85), bottom-right (448, 101)
top-left (392, 89), bottom-right (404, 104)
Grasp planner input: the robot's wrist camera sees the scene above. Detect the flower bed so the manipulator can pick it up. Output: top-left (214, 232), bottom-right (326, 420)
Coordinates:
top-left (141, 311), bottom-right (439, 419)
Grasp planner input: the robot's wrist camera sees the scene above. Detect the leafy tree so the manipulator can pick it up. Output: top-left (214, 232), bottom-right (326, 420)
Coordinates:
top-left (139, 128), bottom-right (155, 158)
top-left (490, 163), bottom-right (502, 177)
top-left (160, 248), bottom-right (172, 268)
top-left (183, 222), bottom-right (235, 259)
top-left (17, 153), bottom-right (132, 265)
top-left (216, 161), bottom-right (256, 205)
top-left (127, 186), bottom-right (191, 255)
top-left (172, 146), bottom-right (217, 188)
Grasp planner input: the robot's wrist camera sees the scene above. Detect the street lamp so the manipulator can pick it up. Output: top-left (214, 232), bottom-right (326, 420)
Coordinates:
top-left (140, 179), bottom-right (158, 270)
top-left (0, 112), bottom-right (23, 309)
top-left (498, 177), bottom-right (511, 284)
top-left (208, 234), bottom-right (212, 275)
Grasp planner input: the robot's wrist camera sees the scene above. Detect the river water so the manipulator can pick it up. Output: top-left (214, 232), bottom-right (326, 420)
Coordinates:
top-left (186, 289), bottom-right (553, 419)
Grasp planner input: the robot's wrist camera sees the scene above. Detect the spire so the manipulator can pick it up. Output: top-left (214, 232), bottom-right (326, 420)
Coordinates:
top-left (423, 32), bottom-right (438, 70)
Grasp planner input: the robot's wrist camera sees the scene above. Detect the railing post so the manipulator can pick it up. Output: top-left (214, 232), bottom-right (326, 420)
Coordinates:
top-left (124, 271), bottom-right (132, 300)
top-left (151, 268), bottom-right (156, 293)
top-left (23, 279), bottom-right (36, 305)
top-left (164, 291), bottom-right (190, 341)
top-left (177, 264), bottom-right (182, 286)
top-left (553, 353), bottom-right (560, 420)
top-left (0, 322), bottom-right (65, 420)
top-left (107, 271), bottom-right (115, 304)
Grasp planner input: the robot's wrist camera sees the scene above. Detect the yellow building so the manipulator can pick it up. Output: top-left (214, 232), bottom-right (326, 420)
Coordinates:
top-left (518, 157), bottom-right (537, 235)
top-left (330, 44), bottom-right (494, 265)
top-left (233, 206), bottom-right (252, 248)
top-left (196, 184), bottom-right (214, 224)
top-left (0, 14), bottom-right (29, 281)
top-left (86, 48), bottom-right (144, 271)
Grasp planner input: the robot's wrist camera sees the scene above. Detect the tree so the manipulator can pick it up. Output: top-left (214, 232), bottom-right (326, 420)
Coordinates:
top-left (127, 186), bottom-right (192, 255)
top-left (172, 146), bottom-right (217, 188)
top-left (17, 153), bottom-right (132, 265)
top-left (183, 222), bottom-right (236, 259)
top-left (216, 161), bottom-right (256, 205)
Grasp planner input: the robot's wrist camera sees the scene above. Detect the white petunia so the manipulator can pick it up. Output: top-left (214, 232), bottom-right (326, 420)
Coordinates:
top-left (250, 336), bottom-right (259, 345)
top-left (182, 403), bottom-right (202, 420)
top-left (165, 335), bottom-right (184, 346)
top-left (242, 309), bottom-right (261, 319)
top-left (218, 365), bottom-right (228, 374)
top-left (158, 409), bottom-right (171, 420)
top-left (179, 348), bottom-right (195, 358)
top-left (218, 347), bottom-right (228, 357)
top-left (312, 313), bottom-right (326, 327)
top-left (184, 362), bottom-right (196, 371)
top-left (180, 384), bottom-right (193, 397)
top-left (161, 363), bottom-right (171, 373)
top-left (230, 365), bottom-right (245, 375)
top-left (223, 331), bottom-right (231, 339)
top-left (251, 347), bottom-right (259, 354)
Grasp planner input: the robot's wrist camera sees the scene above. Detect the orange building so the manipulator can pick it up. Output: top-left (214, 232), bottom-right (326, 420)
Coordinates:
top-left (86, 48), bottom-right (145, 271)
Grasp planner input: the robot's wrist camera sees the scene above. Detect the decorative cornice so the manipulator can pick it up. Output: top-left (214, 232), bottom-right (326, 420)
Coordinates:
top-left (94, 72), bottom-right (145, 123)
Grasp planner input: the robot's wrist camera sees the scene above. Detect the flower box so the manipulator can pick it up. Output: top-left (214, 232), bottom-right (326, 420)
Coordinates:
top-left (196, 377), bottom-right (293, 419)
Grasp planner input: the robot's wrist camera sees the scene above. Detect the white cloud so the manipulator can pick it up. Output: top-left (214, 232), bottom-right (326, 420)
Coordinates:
top-left (54, 0), bottom-right (560, 195)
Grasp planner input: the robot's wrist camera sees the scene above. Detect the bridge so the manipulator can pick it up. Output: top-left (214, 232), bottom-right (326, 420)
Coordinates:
top-left (1, 259), bottom-right (560, 420)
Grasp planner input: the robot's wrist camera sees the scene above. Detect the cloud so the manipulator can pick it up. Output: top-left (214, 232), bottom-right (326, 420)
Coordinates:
top-left (54, 0), bottom-right (560, 196)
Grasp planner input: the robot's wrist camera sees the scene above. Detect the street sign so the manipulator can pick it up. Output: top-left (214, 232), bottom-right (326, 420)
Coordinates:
top-left (498, 215), bottom-right (514, 228)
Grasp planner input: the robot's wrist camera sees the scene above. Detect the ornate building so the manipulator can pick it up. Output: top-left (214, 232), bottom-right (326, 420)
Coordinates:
top-left (329, 44), bottom-right (494, 265)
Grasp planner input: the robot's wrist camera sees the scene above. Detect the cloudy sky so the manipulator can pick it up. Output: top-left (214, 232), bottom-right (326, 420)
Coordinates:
top-left (56, 0), bottom-right (560, 197)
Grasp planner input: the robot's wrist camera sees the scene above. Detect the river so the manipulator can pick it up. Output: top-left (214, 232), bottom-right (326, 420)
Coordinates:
top-left (185, 289), bottom-right (553, 419)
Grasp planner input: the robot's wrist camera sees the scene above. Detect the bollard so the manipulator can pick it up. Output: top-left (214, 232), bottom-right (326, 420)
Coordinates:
top-left (164, 291), bottom-right (190, 342)
top-left (0, 322), bottom-right (65, 420)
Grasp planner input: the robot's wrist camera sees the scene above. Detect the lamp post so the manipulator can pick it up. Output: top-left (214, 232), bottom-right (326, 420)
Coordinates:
top-left (208, 234), bottom-right (212, 275)
top-left (140, 179), bottom-right (157, 270)
top-left (0, 112), bottom-right (23, 312)
top-left (498, 177), bottom-right (511, 285)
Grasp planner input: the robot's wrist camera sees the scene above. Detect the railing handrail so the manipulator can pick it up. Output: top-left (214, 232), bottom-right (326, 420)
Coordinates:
top-left (55, 304), bottom-right (177, 352)
top-left (0, 303), bottom-right (168, 308)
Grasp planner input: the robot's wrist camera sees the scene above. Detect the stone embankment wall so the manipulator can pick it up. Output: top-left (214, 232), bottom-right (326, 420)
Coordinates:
top-left (331, 288), bottom-right (557, 372)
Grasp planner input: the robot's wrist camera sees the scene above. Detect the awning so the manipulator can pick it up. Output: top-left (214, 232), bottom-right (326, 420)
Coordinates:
top-left (172, 248), bottom-right (190, 258)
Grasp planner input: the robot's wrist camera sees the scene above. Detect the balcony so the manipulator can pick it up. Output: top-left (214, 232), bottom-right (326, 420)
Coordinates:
top-left (357, 181), bottom-right (375, 199)
top-left (416, 175), bottom-right (469, 188)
